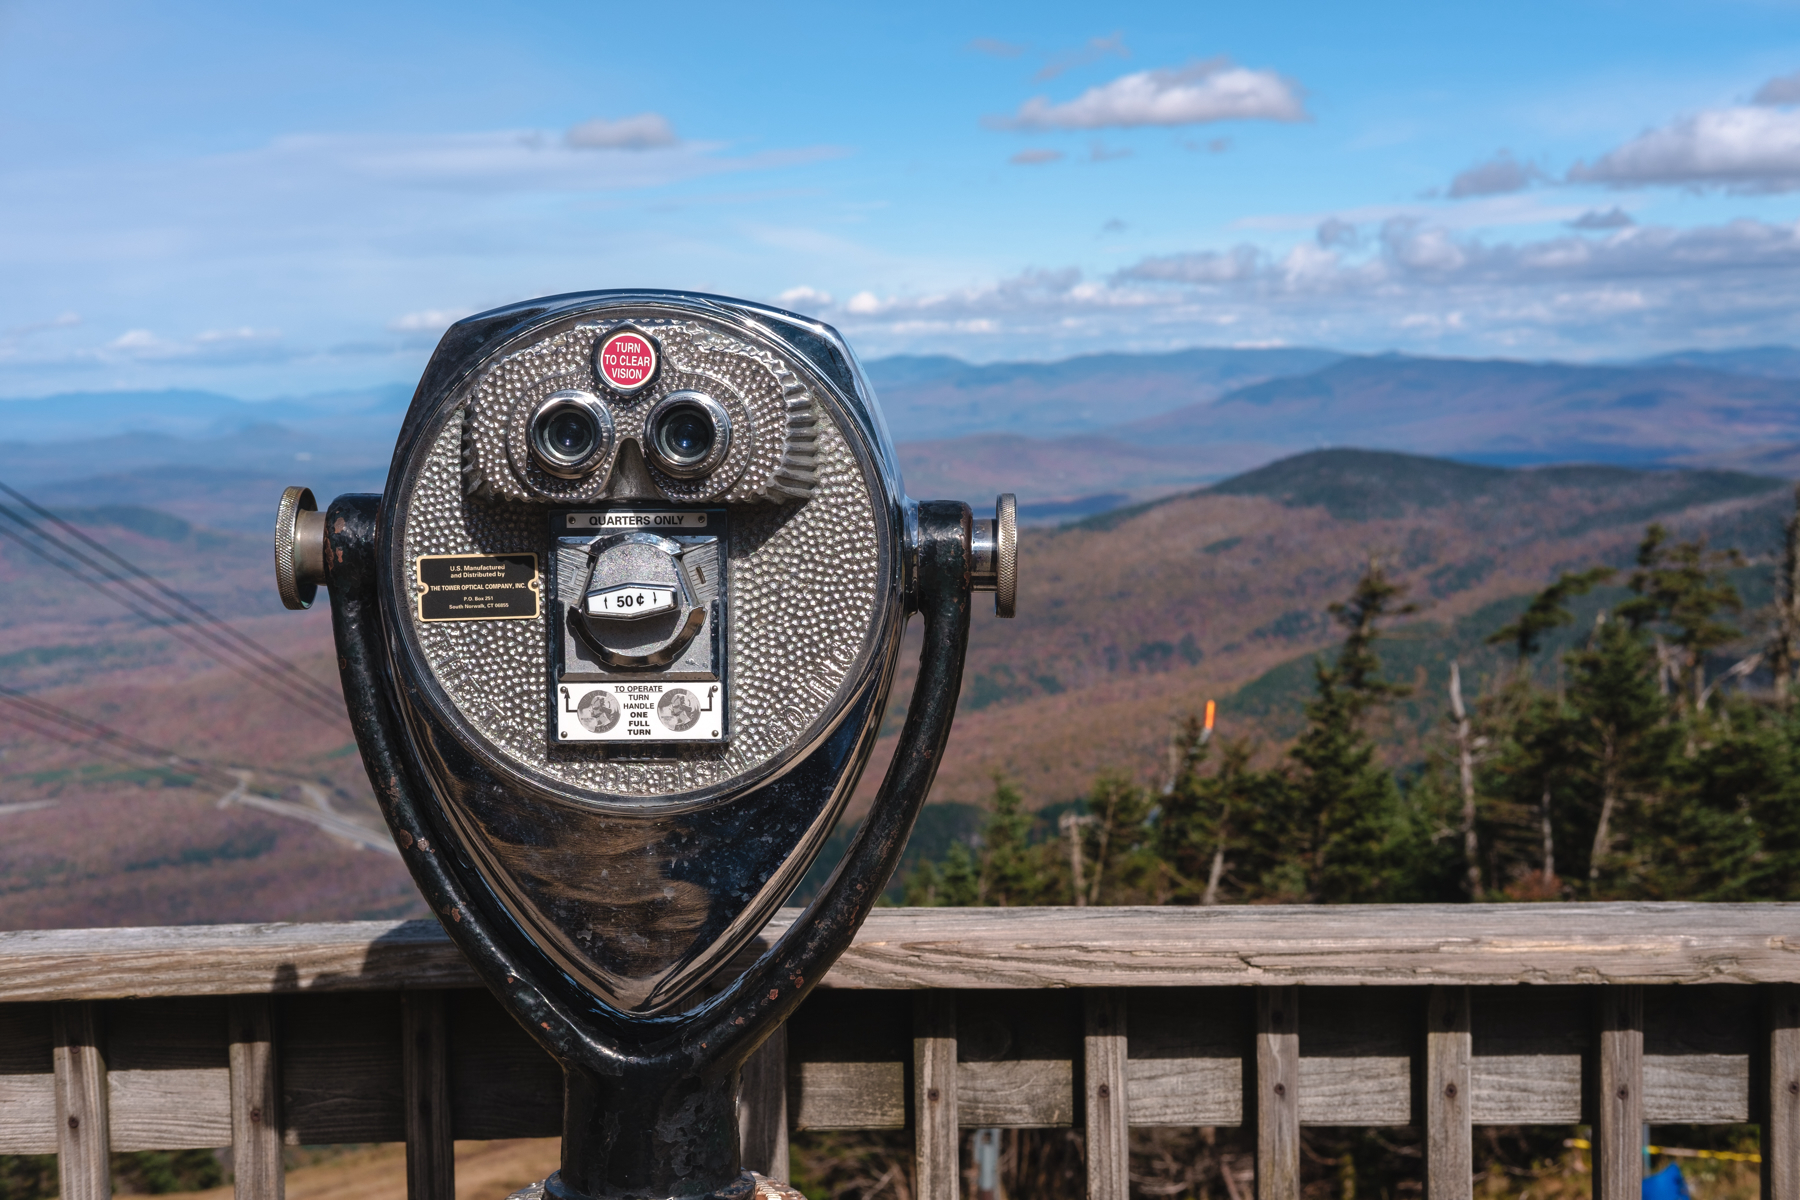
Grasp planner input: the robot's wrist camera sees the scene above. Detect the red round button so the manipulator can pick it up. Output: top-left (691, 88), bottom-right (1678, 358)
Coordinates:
top-left (596, 330), bottom-right (658, 393)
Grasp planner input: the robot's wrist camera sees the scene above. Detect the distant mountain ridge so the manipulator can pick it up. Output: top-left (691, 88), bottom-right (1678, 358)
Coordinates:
top-left (8, 346), bottom-right (1800, 528)
top-left (1630, 345), bottom-right (1800, 379)
top-left (0, 383), bottom-right (412, 443)
top-left (863, 346), bottom-right (1345, 440)
top-left (1127, 353), bottom-right (1800, 463)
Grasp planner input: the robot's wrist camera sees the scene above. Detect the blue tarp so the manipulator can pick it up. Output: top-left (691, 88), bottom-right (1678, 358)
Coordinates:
top-left (1644, 1163), bottom-right (1690, 1200)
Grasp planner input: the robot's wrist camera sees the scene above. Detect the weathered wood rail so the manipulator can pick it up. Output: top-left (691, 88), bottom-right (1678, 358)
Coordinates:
top-left (0, 904), bottom-right (1795, 1200)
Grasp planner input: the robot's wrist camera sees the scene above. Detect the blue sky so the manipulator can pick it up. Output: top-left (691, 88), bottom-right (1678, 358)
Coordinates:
top-left (7, 0), bottom-right (1800, 398)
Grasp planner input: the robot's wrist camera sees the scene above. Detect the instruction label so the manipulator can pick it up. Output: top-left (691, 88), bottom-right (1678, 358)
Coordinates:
top-left (557, 681), bottom-right (723, 742)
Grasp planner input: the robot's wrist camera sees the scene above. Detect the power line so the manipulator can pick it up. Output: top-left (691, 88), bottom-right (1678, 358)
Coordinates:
top-left (0, 687), bottom-right (396, 856)
top-left (0, 684), bottom-right (358, 799)
top-left (0, 492), bottom-right (344, 718)
top-left (1, 685), bottom-right (255, 793)
top-left (0, 483), bottom-right (346, 725)
top-left (0, 515), bottom-right (345, 724)
top-left (0, 480), bottom-right (344, 704)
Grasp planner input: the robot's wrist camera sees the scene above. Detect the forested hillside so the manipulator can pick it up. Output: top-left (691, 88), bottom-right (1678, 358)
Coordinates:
top-left (900, 505), bottom-right (1800, 907)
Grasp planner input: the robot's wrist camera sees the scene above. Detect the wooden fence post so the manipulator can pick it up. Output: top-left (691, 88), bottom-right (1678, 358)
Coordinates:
top-left (228, 996), bottom-right (283, 1200)
top-left (913, 991), bottom-right (958, 1200)
top-left (1768, 983), bottom-right (1799, 1200)
top-left (1595, 986), bottom-right (1643, 1200)
top-left (54, 1000), bottom-right (111, 1200)
top-left (1255, 987), bottom-right (1299, 1200)
top-left (1425, 986), bottom-right (1472, 1200)
top-left (402, 991), bottom-right (453, 1200)
top-left (739, 1023), bottom-right (789, 1183)
top-left (1084, 990), bottom-right (1129, 1200)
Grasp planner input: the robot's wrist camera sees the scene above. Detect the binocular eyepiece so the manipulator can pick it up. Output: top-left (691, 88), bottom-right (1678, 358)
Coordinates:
top-left (275, 290), bottom-right (1015, 1200)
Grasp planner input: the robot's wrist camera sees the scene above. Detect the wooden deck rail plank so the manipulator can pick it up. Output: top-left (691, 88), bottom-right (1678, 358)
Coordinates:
top-left (228, 996), bottom-right (283, 1200)
top-left (1426, 987), bottom-right (1472, 1200)
top-left (109, 999), bottom-right (230, 1152)
top-left (2, 904), bottom-right (1798, 1002)
top-left (281, 992), bottom-right (403, 1145)
top-left (445, 989), bottom-right (559, 1140)
top-left (1255, 987), bottom-right (1299, 1200)
top-left (913, 992), bottom-right (957, 1200)
top-left (1125, 990), bottom-right (1245, 1128)
top-left (54, 1001), bottom-right (111, 1200)
top-left (1769, 984), bottom-right (1799, 1200)
top-left (739, 1024), bottom-right (788, 1183)
top-left (0, 1003), bottom-right (54, 1154)
top-left (1297, 989), bottom-right (1415, 1126)
top-left (1595, 987), bottom-right (1644, 1200)
top-left (402, 992), bottom-right (453, 1200)
top-left (1084, 990), bottom-right (1129, 1200)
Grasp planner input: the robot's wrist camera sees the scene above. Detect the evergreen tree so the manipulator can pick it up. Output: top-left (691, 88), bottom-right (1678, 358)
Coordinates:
top-left (1619, 524), bottom-right (1743, 711)
top-left (1646, 695), bottom-right (1785, 900)
top-left (1487, 567), bottom-right (1615, 670)
top-left (1290, 563), bottom-right (1417, 902)
top-left (1078, 773), bottom-right (1160, 905)
top-left (978, 776), bottom-right (1043, 905)
top-left (1475, 568), bottom-right (1614, 896)
top-left (1560, 613), bottom-right (1676, 891)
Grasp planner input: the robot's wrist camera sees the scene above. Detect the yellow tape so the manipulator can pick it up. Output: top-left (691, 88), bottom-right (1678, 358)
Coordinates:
top-left (1563, 1138), bottom-right (1761, 1164)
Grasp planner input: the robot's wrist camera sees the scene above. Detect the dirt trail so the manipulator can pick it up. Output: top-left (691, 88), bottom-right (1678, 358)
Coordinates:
top-left (184, 1139), bottom-right (562, 1200)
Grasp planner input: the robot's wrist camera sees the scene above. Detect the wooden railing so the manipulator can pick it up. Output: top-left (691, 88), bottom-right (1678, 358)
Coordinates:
top-left (1, 903), bottom-right (1796, 1200)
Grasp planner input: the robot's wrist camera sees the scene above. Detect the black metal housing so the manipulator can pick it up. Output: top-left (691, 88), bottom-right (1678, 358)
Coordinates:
top-left (323, 491), bottom-right (971, 1199)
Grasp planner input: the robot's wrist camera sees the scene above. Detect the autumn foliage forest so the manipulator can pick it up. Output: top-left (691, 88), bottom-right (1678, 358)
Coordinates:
top-left (903, 500), bottom-right (1800, 912)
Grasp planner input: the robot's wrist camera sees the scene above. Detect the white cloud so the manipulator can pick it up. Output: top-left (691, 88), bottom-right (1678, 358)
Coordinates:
top-left (565, 113), bottom-right (679, 150)
top-left (1235, 193), bottom-right (1596, 234)
top-left (1569, 207), bottom-right (1634, 231)
top-left (845, 291), bottom-right (884, 315)
top-left (1035, 34), bottom-right (1129, 82)
top-left (1010, 148), bottom-right (1064, 165)
top-left (775, 287), bottom-right (833, 309)
top-left (1316, 218), bottom-right (1358, 248)
top-left (110, 329), bottom-right (165, 351)
top-left (3, 312), bottom-right (80, 340)
top-left (1116, 245), bottom-right (1262, 284)
top-left (388, 309), bottom-right (471, 333)
top-left (968, 38), bottom-right (1026, 59)
top-left (101, 327), bottom-right (283, 363)
top-left (1112, 216), bottom-right (1800, 305)
top-left (801, 216), bottom-right (1800, 361)
top-left (1448, 151), bottom-right (1543, 198)
top-left (195, 129), bottom-right (843, 196)
top-left (1569, 105), bottom-right (1800, 191)
top-left (1754, 71), bottom-right (1800, 106)
top-left (991, 59), bottom-right (1307, 131)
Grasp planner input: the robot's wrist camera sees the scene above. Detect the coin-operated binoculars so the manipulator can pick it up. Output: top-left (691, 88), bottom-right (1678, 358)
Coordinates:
top-left (274, 290), bottom-right (1017, 1200)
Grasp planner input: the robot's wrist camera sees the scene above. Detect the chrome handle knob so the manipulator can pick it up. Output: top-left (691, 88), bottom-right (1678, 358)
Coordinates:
top-left (970, 492), bottom-right (1018, 618)
top-left (274, 485), bottom-right (327, 610)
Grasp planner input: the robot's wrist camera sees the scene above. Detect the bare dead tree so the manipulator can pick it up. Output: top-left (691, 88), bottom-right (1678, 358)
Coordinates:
top-left (1772, 482), bottom-right (1800, 704)
top-left (1058, 811), bottom-right (1091, 907)
top-left (1448, 660), bottom-right (1481, 897)
top-left (1539, 784), bottom-right (1555, 886)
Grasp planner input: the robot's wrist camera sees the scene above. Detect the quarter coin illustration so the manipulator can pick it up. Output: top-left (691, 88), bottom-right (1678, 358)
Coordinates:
top-left (576, 689), bottom-right (621, 733)
top-left (656, 688), bottom-right (701, 731)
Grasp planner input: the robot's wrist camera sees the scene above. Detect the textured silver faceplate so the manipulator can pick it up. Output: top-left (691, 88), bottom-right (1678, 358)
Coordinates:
top-left (461, 318), bottom-right (817, 506)
top-left (402, 408), bottom-right (878, 798)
